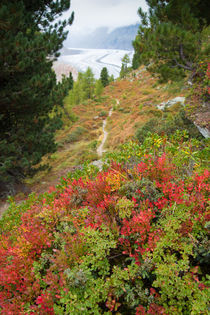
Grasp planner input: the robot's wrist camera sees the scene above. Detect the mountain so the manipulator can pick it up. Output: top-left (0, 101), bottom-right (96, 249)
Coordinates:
top-left (65, 24), bottom-right (139, 50)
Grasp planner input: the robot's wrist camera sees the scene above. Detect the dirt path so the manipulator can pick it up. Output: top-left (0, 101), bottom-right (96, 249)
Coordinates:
top-left (0, 99), bottom-right (119, 216)
top-left (97, 107), bottom-right (113, 157)
top-left (96, 99), bottom-right (119, 157)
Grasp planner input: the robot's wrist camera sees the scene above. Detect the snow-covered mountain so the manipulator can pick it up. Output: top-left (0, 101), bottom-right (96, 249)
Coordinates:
top-left (65, 24), bottom-right (139, 50)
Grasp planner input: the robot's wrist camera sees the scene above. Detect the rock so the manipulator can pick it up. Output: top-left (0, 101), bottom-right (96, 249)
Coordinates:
top-left (194, 123), bottom-right (210, 138)
top-left (193, 109), bottom-right (210, 137)
top-left (157, 96), bottom-right (186, 110)
top-left (91, 160), bottom-right (104, 170)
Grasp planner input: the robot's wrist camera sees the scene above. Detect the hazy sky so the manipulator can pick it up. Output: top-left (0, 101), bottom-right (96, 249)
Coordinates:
top-left (63, 0), bottom-right (148, 35)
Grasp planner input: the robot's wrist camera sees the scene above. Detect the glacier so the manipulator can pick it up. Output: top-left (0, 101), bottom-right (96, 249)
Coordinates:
top-left (58, 47), bottom-right (134, 79)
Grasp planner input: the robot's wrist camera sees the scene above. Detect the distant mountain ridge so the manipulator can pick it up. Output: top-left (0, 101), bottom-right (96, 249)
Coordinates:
top-left (65, 24), bottom-right (139, 50)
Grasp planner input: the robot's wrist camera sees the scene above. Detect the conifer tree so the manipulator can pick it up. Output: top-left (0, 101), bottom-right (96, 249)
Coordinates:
top-left (109, 74), bottom-right (115, 83)
top-left (94, 80), bottom-right (104, 98)
top-left (0, 0), bottom-right (74, 194)
top-left (81, 67), bottom-right (95, 99)
top-left (71, 73), bottom-right (84, 105)
top-left (120, 54), bottom-right (130, 78)
top-left (132, 0), bottom-right (209, 81)
top-left (67, 69), bottom-right (97, 106)
top-left (100, 67), bottom-right (109, 87)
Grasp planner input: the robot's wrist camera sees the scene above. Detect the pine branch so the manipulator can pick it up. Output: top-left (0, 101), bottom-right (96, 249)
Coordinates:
top-left (35, 10), bottom-right (45, 27)
top-left (179, 44), bottom-right (193, 68)
top-left (173, 58), bottom-right (193, 71)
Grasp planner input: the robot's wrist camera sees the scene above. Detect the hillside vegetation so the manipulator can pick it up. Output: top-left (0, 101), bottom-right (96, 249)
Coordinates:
top-left (21, 67), bottom-right (202, 195)
top-left (0, 64), bottom-right (209, 313)
top-left (0, 130), bottom-right (209, 314)
top-left (0, 1), bottom-right (209, 313)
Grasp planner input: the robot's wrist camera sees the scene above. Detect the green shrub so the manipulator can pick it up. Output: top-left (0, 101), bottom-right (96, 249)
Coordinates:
top-left (99, 111), bottom-right (107, 117)
top-left (66, 126), bottom-right (87, 143)
top-left (136, 109), bottom-right (203, 143)
top-left (89, 140), bottom-right (98, 150)
top-left (136, 118), bottom-right (158, 143)
top-left (150, 204), bottom-right (209, 314)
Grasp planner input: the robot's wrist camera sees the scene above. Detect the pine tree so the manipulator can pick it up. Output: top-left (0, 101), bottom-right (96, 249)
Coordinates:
top-left (109, 74), bottom-right (115, 83)
top-left (100, 67), bottom-right (109, 87)
top-left (67, 69), bottom-right (97, 106)
top-left (132, 52), bottom-right (141, 70)
top-left (81, 67), bottom-right (95, 99)
top-left (120, 54), bottom-right (130, 78)
top-left (0, 0), bottom-right (74, 194)
top-left (62, 72), bottom-right (74, 119)
top-left (71, 74), bottom-right (84, 105)
top-left (132, 0), bottom-right (209, 81)
top-left (94, 80), bottom-right (104, 98)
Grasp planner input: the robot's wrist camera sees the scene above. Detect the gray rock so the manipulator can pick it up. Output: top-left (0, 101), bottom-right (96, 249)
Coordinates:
top-left (194, 123), bottom-right (210, 138)
top-left (157, 96), bottom-right (186, 110)
top-left (91, 160), bottom-right (104, 170)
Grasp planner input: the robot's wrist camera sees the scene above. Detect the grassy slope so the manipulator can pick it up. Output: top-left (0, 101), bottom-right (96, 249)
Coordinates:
top-left (25, 67), bottom-right (187, 195)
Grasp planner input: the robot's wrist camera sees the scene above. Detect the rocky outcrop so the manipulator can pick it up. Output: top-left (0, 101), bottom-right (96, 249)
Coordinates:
top-left (193, 105), bottom-right (210, 138)
top-left (194, 124), bottom-right (210, 138)
top-left (157, 97), bottom-right (186, 110)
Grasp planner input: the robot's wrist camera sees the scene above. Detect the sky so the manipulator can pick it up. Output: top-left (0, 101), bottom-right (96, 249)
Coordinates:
top-left (63, 0), bottom-right (148, 35)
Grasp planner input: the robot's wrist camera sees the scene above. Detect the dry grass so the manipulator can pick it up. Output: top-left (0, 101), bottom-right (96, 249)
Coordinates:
top-left (103, 68), bottom-right (186, 149)
top-left (26, 67), bottom-right (188, 194)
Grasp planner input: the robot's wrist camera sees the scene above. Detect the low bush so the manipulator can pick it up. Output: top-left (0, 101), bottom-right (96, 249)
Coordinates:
top-left (89, 140), bottom-right (98, 150)
top-left (0, 133), bottom-right (209, 314)
top-left (99, 111), bottom-right (107, 117)
top-left (136, 109), bottom-right (203, 143)
top-left (65, 126), bottom-right (87, 143)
